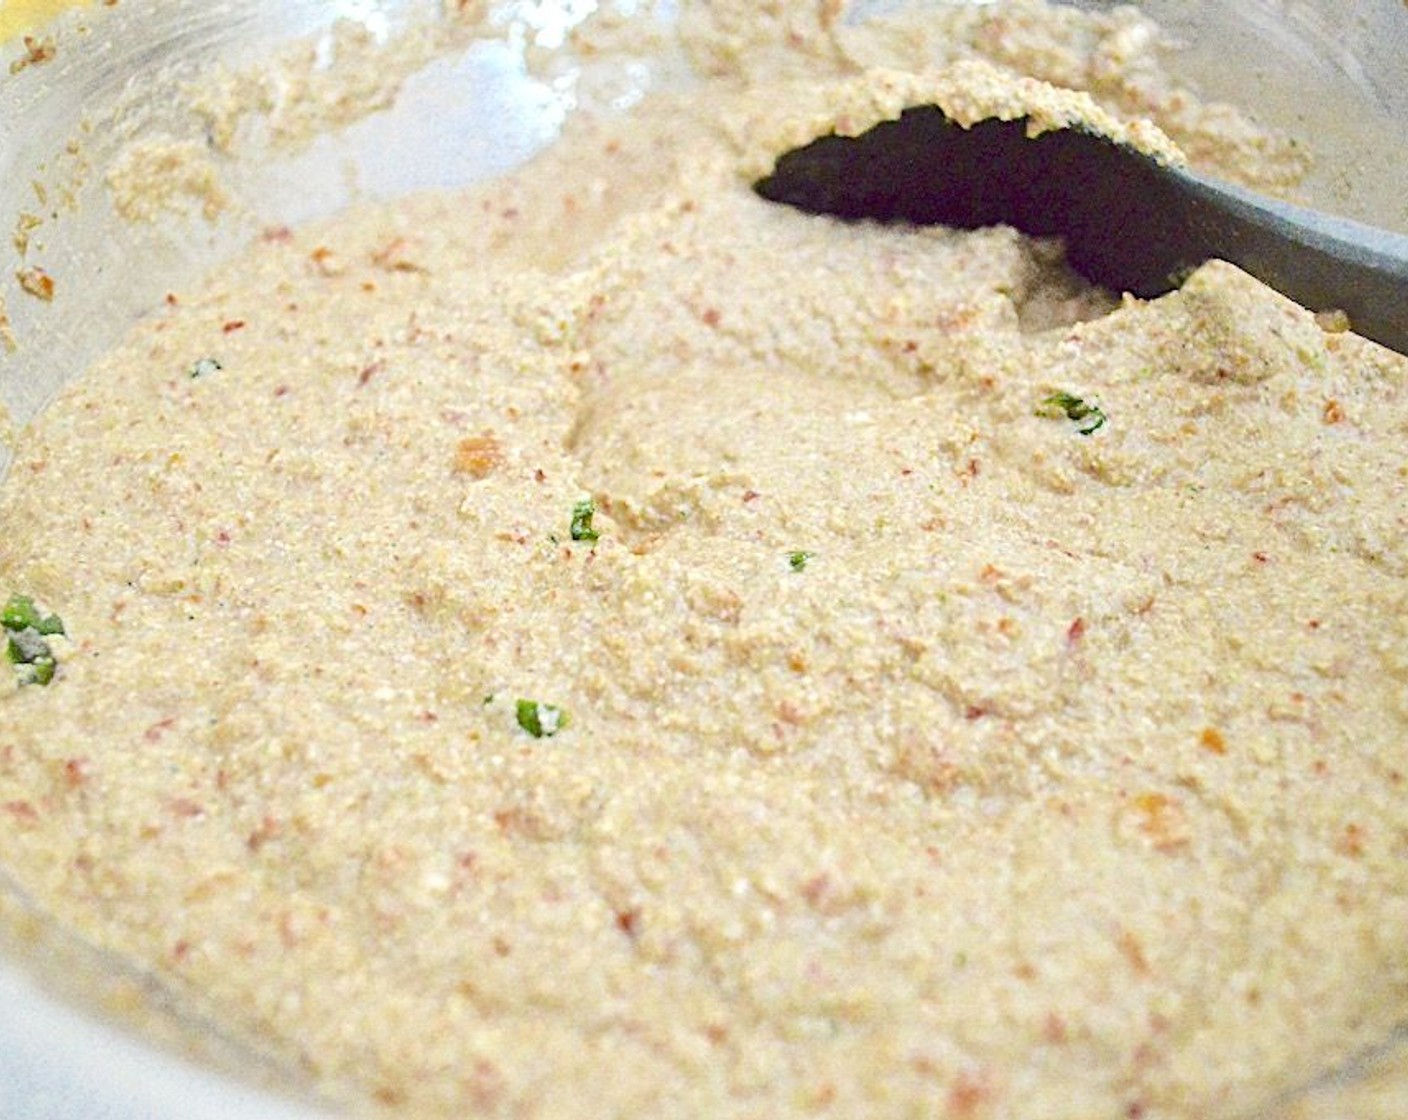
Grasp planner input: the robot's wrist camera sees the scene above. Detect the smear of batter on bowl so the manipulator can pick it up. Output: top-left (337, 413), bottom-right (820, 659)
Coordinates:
top-left (1, 1), bottom-right (1406, 1118)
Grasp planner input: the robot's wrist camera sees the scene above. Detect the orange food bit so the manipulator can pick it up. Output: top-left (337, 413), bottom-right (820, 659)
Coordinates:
top-left (16, 266), bottom-right (54, 302)
top-left (1199, 727), bottom-right (1227, 755)
top-left (454, 433), bottom-right (504, 478)
top-left (1133, 792), bottom-right (1190, 852)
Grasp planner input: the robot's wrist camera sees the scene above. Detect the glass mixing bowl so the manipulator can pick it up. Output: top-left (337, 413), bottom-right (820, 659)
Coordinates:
top-left (1, 3), bottom-right (1405, 1117)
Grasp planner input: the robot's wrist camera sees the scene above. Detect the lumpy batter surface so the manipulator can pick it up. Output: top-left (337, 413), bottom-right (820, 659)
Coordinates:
top-left (2, 2), bottom-right (1406, 1117)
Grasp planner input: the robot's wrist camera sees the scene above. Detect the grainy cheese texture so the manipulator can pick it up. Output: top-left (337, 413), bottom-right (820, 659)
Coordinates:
top-left (2, 2), bottom-right (1407, 1118)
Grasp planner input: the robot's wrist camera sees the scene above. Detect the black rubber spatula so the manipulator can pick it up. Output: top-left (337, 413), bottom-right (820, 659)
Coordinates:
top-left (756, 107), bottom-right (1408, 355)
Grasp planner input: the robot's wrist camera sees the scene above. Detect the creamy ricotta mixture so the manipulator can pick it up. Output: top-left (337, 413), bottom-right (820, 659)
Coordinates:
top-left (1, 2), bottom-right (1406, 1118)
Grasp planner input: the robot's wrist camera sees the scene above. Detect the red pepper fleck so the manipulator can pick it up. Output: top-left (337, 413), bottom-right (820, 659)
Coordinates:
top-left (1066, 617), bottom-right (1086, 645)
top-left (1336, 823), bottom-right (1366, 858)
top-left (371, 237), bottom-right (424, 273)
top-left (1253, 551), bottom-right (1270, 564)
top-left (4, 800), bottom-right (39, 822)
top-left (10, 35), bottom-right (56, 74)
top-left (615, 908), bottom-right (642, 939)
top-left (222, 319), bottom-right (247, 333)
top-left (247, 815), bottom-right (282, 852)
top-left (144, 717), bottom-right (177, 743)
top-left (946, 1071), bottom-right (989, 1118)
top-left (1117, 927), bottom-right (1151, 976)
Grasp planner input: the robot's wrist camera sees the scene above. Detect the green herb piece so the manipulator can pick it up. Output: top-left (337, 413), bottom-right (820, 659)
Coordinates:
top-left (2, 594), bottom-right (63, 636)
top-left (570, 499), bottom-right (600, 543)
top-left (1038, 391), bottom-right (1107, 436)
top-left (516, 699), bottom-right (568, 738)
top-left (788, 551), bottom-right (814, 572)
top-left (7, 627), bottom-right (48, 661)
top-left (3, 596), bottom-right (65, 686)
top-left (1, 595), bottom-right (38, 631)
top-left (6, 628), bottom-right (57, 688)
top-left (188, 357), bottom-right (222, 379)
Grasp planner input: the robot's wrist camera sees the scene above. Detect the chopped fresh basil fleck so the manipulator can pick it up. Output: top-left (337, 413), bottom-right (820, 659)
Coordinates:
top-left (516, 699), bottom-right (568, 738)
top-left (3, 595), bottom-right (62, 687)
top-left (1038, 391), bottom-right (1106, 435)
top-left (189, 357), bottom-right (223, 379)
top-left (2, 593), bottom-right (63, 636)
top-left (0, 595), bottom-right (37, 631)
top-left (7, 627), bottom-right (50, 663)
top-left (570, 499), bottom-right (600, 543)
top-left (6, 635), bottom-right (57, 686)
top-left (788, 551), bottom-right (814, 572)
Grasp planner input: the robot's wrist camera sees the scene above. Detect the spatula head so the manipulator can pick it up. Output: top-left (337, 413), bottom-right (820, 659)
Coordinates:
top-left (754, 107), bottom-right (1191, 298)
